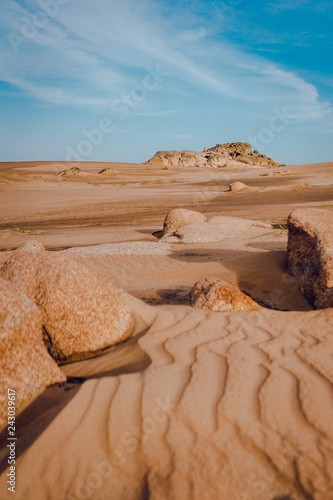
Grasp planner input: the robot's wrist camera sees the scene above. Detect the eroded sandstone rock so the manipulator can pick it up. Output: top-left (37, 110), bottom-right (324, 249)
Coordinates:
top-left (163, 209), bottom-right (207, 235)
top-left (287, 208), bottom-right (333, 309)
top-left (190, 277), bottom-right (261, 312)
top-left (0, 278), bottom-right (66, 430)
top-left (1, 242), bottom-right (134, 362)
top-left (163, 216), bottom-right (272, 244)
top-left (229, 181), bottom-right (249, 193)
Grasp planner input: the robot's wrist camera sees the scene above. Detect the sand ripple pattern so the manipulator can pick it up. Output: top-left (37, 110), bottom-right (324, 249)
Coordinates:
top-left (1, 307), bottom-right (333, 500)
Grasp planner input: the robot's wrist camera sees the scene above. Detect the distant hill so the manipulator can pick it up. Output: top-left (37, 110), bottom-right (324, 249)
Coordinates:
top-left (146, 142), bottom-right (280, 168)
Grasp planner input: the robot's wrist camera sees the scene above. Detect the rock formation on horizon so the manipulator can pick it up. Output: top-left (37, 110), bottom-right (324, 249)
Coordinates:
top-left (146, 142), bottom-right (281, 168)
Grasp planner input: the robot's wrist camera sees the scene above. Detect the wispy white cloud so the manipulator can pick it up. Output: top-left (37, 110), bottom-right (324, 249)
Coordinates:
top-left (180, 27), bottom-right (210, 42)
top-left (0, 0), bottom-right (331, 123)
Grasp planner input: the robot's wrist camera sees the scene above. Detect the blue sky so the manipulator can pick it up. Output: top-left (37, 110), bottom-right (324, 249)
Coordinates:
top-left (0, 0), bottom-right (332, 164)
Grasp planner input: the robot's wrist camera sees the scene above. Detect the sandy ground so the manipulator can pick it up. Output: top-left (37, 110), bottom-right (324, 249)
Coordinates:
top-left (0, 160), bottom-right (333, 499)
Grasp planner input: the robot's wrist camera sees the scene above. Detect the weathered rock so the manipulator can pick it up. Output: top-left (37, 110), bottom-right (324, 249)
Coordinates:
top-left (39, 254), bottom-right (134, 362)
top-left (205, 153), bottom-right (228, 168)
top-left (229, 181), bottom-right (248, 193)
top-left (190, 277), bottom-right (261, 312)
top-left (163, 208), bottom-right (207, 235)
top-left (0, 241), bottom-right (46, 300)
top-left (213, 142), bottom-right (253, 156)
top-left (1, 242), bottom-right (134, 362)
top-left (287, 209), bottom-right (333, 309)
top-left (146, 142), bottom-right (280, 169)
top-left (0, 278), bottom-right (66, 430)
top-left (236, 154), bottom-right (280, 168)
top-left (148, 151), bottom-right (181, 167)
top-left (164, 216), bottom-right (272, 243)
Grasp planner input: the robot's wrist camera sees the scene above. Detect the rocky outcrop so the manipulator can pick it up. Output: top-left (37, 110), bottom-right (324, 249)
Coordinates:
top-left (163, 215), bottom-right (272, 244)
top-left (0, 278), bottom-right (66, 430)
top-left (287, 209), bottom-right (333, 309)
top-left (163, 209), bottom-right (207, 235)
top-left (210, 142), bottom-right (252, 156)
top-left (0, 242), bottom-right (134, 362)
top-left (237, 152), bottom-right (279, 167)
top-left (146, 142), bottom-right (280, 169)
top-left (190, 277), bottom-right (261, 312)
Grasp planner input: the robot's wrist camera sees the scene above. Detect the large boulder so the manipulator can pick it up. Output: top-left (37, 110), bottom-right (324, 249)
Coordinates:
top-left (164, 216), bottom-right (272, 244)
top-left (163, 208), bottom-right (207, 235)
top-left (229, 181), bottom-right (248, 193)
top-left (287, 209), bottom-right (333, 309)
top-left (190, 277), bottom-right (261, 312)
top-left (1, 242), bottom-right (134, 362)
top-left (0, 278), bottom-right (66, 430)
top-left (0, 241), bottom-right (46, 300)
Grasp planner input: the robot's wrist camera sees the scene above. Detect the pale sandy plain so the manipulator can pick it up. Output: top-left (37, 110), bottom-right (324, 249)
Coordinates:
top-left (0, 159), bottom-right (333, 499)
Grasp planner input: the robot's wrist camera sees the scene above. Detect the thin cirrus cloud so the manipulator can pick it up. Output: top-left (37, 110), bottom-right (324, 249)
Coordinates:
top-left (0, 0), bottom-right (329, 117)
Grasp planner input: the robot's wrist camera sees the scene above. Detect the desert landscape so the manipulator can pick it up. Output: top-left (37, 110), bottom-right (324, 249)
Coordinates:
top-left (0, 141), bottom-right (333, 499)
